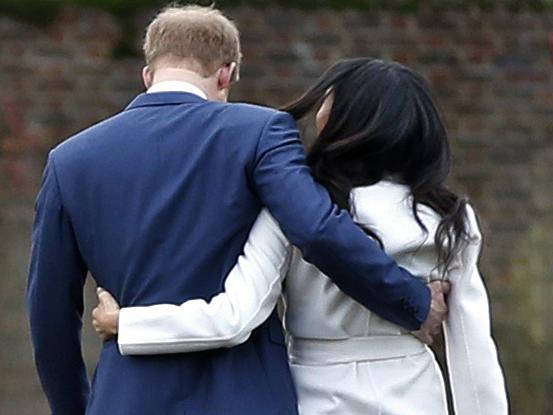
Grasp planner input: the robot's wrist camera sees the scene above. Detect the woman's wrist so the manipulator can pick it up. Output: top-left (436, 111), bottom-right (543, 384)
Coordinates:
top-left (108, 309), bottom-right (120, 336)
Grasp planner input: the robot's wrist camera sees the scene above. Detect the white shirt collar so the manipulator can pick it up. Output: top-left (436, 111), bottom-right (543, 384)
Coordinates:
top-left (147, 81), bottom-right (208, 100)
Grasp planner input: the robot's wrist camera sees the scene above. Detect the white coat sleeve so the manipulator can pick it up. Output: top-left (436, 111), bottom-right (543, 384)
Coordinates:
top-left (117, 209), bottom-right (291, 355)
top-left (444, 205), bottom-right (509, 414)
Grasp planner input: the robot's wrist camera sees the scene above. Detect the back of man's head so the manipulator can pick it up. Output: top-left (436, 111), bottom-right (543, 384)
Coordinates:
top-left (143, 5), bottom-right (242, 78)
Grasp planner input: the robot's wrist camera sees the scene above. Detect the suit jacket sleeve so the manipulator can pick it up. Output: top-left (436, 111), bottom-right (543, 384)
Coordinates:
top-left (27, 153), bottom-right (89, 415)
top-left (444, 205), bottom-right (509, 414)
top-left (252, 111), bottom-right (430, 330)
top-left (117, 209), bottom-right (291, 355)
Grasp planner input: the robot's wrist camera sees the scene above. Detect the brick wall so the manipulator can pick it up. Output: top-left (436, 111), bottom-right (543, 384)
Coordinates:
top-left (1, 6), bottom-right (552, 414)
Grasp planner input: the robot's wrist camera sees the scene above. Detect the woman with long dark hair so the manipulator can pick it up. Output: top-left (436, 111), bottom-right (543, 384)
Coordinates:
top-left (92, 58), bottom-right (508, 414)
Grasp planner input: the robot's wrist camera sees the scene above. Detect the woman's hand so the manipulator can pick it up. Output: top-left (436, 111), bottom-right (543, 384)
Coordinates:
top-left (92, 287), bottom-right (120, 341)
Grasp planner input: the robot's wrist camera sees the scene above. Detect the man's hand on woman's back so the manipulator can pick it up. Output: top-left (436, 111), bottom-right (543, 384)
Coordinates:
top-left (412, 281), bottom-right (450, 345)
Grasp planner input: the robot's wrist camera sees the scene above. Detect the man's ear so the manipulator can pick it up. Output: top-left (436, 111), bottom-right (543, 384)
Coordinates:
top-left (217, 62), bottom-right (237, 91)
top-left (142, 66), bottom-right (154, 89)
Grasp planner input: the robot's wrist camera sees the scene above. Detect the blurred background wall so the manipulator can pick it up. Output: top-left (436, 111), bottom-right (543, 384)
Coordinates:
top-left (0, 1), bottom-right (552, 413)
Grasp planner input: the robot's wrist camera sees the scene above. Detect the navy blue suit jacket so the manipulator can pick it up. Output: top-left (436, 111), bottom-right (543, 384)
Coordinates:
top-left (28, 92), bottom-right (430, 415)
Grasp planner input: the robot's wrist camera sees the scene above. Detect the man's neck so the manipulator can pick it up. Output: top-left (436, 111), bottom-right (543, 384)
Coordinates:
top-left (147, 80), bottom-right (208, 99)
top-left (150, 68), bottom-right (210, 99)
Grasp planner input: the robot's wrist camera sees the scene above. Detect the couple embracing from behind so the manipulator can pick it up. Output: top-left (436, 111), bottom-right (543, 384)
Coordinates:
top-left (28, 4), bottom-right (508, 415)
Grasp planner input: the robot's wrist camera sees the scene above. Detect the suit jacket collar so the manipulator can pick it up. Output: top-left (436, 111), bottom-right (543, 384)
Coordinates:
top-left (125, 92), bottom-right (206, 111)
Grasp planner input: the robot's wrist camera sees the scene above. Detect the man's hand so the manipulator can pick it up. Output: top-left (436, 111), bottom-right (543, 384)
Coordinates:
top-left (91, 287), bottom-right (120, 341)
top-left (412, 280), bottom-right (450, 345)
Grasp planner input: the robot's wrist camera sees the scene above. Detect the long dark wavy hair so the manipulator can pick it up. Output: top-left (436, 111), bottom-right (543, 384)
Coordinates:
top-left (282, 57), bottom-right (470, 275)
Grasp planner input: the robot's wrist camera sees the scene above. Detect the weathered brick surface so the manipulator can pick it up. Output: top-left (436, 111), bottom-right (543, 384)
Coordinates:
top-left (1, 6), bottom-right (552, 414)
